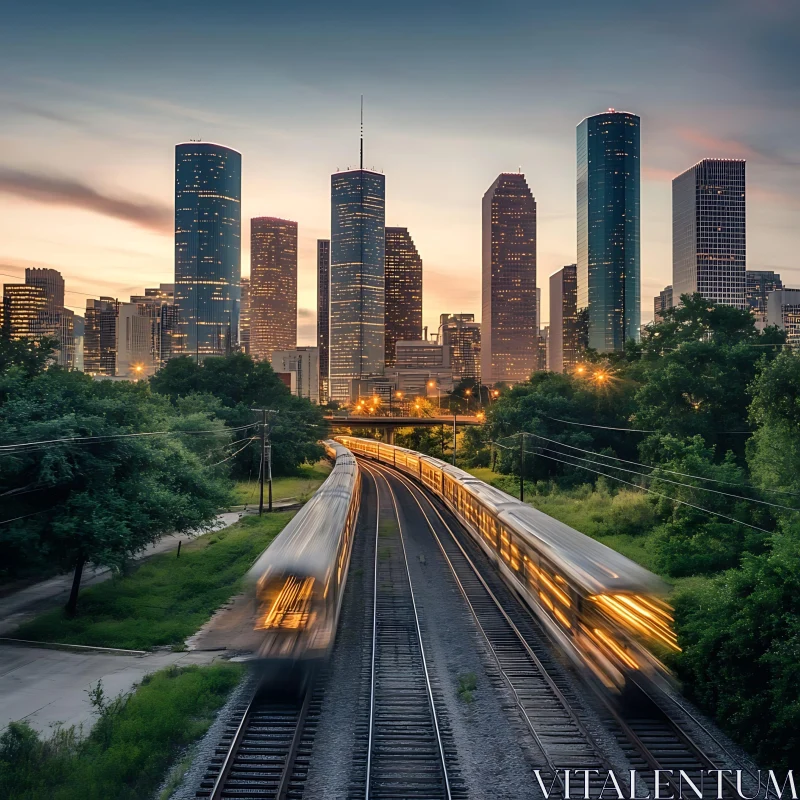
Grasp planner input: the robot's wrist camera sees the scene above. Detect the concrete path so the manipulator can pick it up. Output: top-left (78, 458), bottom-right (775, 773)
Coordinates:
top-left (0, 643), bottom-right (221, 734)
top-left (0, 512), bottom-right (242, 636)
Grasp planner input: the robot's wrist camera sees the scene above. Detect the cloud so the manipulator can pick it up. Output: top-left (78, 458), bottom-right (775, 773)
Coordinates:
top-left (0, 167), bottom-right (172, 235)
top-left (676, 127), bottom-right (799, 168)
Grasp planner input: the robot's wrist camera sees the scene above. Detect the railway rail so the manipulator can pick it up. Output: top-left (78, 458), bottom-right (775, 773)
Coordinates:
top-left (354, 460), bottom-right (463, 799)
top-left (363, 456), bottom-right (760, 800)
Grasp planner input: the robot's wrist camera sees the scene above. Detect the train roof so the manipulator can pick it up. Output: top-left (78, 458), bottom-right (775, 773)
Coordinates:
top-left (452, 473), bottom-right (668, 596)
top-left (245, 440), bottom-right (358, 586)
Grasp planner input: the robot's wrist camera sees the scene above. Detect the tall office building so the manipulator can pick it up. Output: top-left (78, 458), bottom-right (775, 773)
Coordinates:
top-left (767, 289), bottom-right (800, 343)
top-left (84, 298), bottom-right (119, 376)
top-left (653, 285), bottom-right (673, 324)
top-left (549, 264), bottom-right (579, 374)
top-left (25, 268), bottom-right (74, 367)
top-left (329, 167), bottom-right (386, 402)
top-left (250, 217), bottom-right (298, 361)
top-left (239, 277), bottom-right (251, 355)
top-left (481, 172), bottom-right (537, 385)
top-left (746, 270), bottom-right (782, 328)
top-left (129, 284), bottom-right (179, 369)
top-left (577, 110), bottom-right (641, 352)
top-left (316, 239), bottom-right (330, 403)
top-left (672, 159), bottom-right (746, 309)
top-left (438, 313), bottom-right (481, 382)
top-left (384, 227), bottom-right (423, 366)
top-left (271, 347), bottom-right (319, 403)
top-left (2, 284), bottom-right (45, 340)
top-left (174, 142), bottom-right (241, 359)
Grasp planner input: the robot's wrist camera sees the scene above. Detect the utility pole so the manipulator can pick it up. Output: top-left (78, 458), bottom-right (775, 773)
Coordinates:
top-left (452, 413), bottom-right (457, 466)
top-left (251, 408), bottom-right (279, 514)
top-left (519, 434), bottom-right (524, 502)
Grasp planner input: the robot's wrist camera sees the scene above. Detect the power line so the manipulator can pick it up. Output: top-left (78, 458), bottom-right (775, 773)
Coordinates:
top-left (495, 431), bottom-right (800, 498)
top-left (541, 415), bottom-right (751, 435)
top-left (528, 447), bottom-right (773, 535)
top-left (0, 423), bottom-right (259, 452)
top-left (205, 438), bottom-right (256, 468)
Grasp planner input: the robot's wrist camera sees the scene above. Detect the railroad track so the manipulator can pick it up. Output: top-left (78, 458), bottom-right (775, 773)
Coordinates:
top-left (354, 461), bottom-right (463, 800)
top-left (366, 459), bottom-right (760, 800)
top-left (198, 677), bottom-right (323, 800)
top-left (366, 459), bottom-right (607, 796)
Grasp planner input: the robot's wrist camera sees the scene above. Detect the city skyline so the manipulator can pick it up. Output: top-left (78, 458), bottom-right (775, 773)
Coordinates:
top-left (1, 1), bottom-right (797, 345)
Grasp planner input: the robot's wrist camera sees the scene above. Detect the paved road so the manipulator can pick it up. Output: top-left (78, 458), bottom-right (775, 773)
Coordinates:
top-left (0, 512), bottom-right (241, 636)
top-left (0, 643), bottom-right (221, 734)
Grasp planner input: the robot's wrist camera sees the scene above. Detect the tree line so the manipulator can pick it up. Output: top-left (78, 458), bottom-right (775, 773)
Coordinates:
top-left (0, 339), bottom-right (325, 612)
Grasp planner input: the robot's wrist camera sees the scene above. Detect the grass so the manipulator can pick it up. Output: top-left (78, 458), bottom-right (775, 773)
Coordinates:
top-left (230, 461), bottom-right (331, 507)
top-left (457, 672), bottom-right (477, 703)
top-left (13, 512), bottom-right (295, 650)
top-left (0, 662), bottom-right (243, 800)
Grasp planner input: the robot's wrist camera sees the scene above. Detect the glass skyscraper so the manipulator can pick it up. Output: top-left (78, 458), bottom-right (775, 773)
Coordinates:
top-left (672, 159), bottom-right (746, 310)
top-left (316, 239), bottom-right (330, 403)
top-left (481, 172), bottom-right (538, 385)
top-left (174, 142), bottom-right (241, 360)
top-left (548, 264), bottom-right (578, 374)
top-left (577, 110), bottom-right (640, 352)
top-left (329, 168), bottom-right (385, 402)
top-left (384, 227), bottom-right (422, 366)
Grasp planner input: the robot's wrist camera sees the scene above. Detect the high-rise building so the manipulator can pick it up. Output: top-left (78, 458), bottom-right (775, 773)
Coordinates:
top-left (2, 284), bottom-right (45, 340)
top-left (481, 173), bottom-right (537, 385)
top-left (316, 239), bottom-right (330, 403)
top-left (384, 227), bottom-right (423, 366)
top-left (746, 270), bottom-right (782, 328)
top-left (438, 313), bottom-right (481, 382)
top-left (23, 268), bottom-right (76, 367)
top-left (239, 277), bottom-right (251, 355)
top-left (329, 168), bottom-right (386, 402)
top-left (84, 298), bottom-right (119, 376)
top-left (577, 110), bottom-right (641, 352)
top-left (174, 142), bottom-right (241, 359)
top-left (130, 284), bottom-right (178, 369)
top-left (549, 264), bottom-right (579, 374)
top-left (271, 347), bottom-right (319, 402)
top-left (672, 159), bottom-right (746, 310)
top-left (73, 314), bottom-right (85, 372)
top-left (653, 285), bottom-right (673, 324)
top-left (767, 289), bottom-right (800, 343)
top-left (250, 217), bottom-right (298, 362)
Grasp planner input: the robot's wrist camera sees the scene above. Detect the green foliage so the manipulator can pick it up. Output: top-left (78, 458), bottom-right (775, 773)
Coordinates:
top-left (150, 353), bottom-right (326, 477)
top-left (229, 461), bottom-right (332, 506)
top-left (457, 672), bottom-right (478, 703)
top-left (394, 425), bottom-right (452, 458)
top-left (0, 366), bottom-right (231, 584)
top-left (673, 528), bottom-right (800, 768)
top-left (14, 512), bottom-right (293, 649)
top-left (0, 663), bottom-right (243, 800)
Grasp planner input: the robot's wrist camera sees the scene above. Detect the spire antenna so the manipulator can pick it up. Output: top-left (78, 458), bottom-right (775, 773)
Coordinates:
top-left (360, 95), bottom-right (364, 170)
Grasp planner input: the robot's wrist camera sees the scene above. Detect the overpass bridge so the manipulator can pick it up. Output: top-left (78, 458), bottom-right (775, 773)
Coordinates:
top-left (323, 414), bottom-right (483, 444)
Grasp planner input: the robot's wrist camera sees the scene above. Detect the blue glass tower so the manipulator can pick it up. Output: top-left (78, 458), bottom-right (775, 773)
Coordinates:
top-left (329, 168), bottom-right (385, 402)
top-left (577, 110), bottom-right (640, 352)
top-left (174, 142), bottom-right (241, 359)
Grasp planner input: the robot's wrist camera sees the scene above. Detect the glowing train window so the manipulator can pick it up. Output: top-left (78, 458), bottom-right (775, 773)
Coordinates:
top-left (256, 576), bottom-right (315, 631)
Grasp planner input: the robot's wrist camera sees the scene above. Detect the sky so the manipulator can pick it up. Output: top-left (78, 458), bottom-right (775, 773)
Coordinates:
top-left (1, 0), bottom-right (798, 345)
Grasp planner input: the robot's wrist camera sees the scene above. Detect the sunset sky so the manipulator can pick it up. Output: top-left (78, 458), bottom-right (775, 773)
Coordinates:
top-left (1, 0), bottom-right (798, 344)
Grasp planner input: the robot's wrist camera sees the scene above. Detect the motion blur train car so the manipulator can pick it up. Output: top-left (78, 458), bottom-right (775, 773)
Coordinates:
top-left (243, 441), bottom-right (359, 678)
top-left (337, 436), bottom-right (679, 693)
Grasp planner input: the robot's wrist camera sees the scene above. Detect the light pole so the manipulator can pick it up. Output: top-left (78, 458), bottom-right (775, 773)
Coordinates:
top-left (465, 388), bottom-right (472, 414)
top-left (251, 408), bottom-right (279, 513)
top-left (428, 379), bottom-right (440, 411)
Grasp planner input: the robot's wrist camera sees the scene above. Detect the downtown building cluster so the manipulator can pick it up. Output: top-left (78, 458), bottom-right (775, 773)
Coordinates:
top-left (4, 111), bottom-right (797, 394)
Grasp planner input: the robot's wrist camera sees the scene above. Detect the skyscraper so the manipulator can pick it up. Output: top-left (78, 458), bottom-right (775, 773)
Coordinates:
top-left (174, 142), bottom-right (241, 360)
top-left (250, 217), bottom-right (298, 361)
top-left (316, 239), bottom-right (330, 403)
top-left (438, 313), bottom-right (481, 382)
top-left (481, 172), bottom-right (537, 385)
top-left (384, 227), bottom-right (422, 366)
top-left (577, 110), bottom-right (641, 352)
top-left (84, 297), bottom-right (119, 376)
top-left (672, 159), bottom-right (746, 309)
top-left (239, 277), bottom-right (250, 354)
top-left (746, 270), bottom-right (782, 328)
top-left (329, 168), bottom-right (386, 402)
top-left (549, 264), bottom-right (578, 374)
top-left (653, 285), bottom-right (673, 324)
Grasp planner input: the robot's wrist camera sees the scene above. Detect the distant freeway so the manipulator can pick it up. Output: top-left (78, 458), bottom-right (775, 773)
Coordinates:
top-left (323, 415), bottom-right (484, 428)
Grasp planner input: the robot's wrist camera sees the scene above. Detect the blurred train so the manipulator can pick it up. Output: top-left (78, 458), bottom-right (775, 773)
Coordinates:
top-left (243, 440), bottom-right (360, 676)
top-left (337, 435), bottom-right (679, 693)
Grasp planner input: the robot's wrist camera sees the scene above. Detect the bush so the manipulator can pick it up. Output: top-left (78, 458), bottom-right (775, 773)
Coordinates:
top-left (0, 663), bottom-right (243, 800)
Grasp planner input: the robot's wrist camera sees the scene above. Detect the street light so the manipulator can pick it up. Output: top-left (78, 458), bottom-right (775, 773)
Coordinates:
top-left (464, 388), bottom-right (472, 413)
top-left (427, 379), bottom-right (440, 410)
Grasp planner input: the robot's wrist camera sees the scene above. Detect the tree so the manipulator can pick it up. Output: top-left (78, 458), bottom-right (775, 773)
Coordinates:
top-left (0, 369), bottom-right (231, 612)
top-left (150, 354), bottom-right (326, 476)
